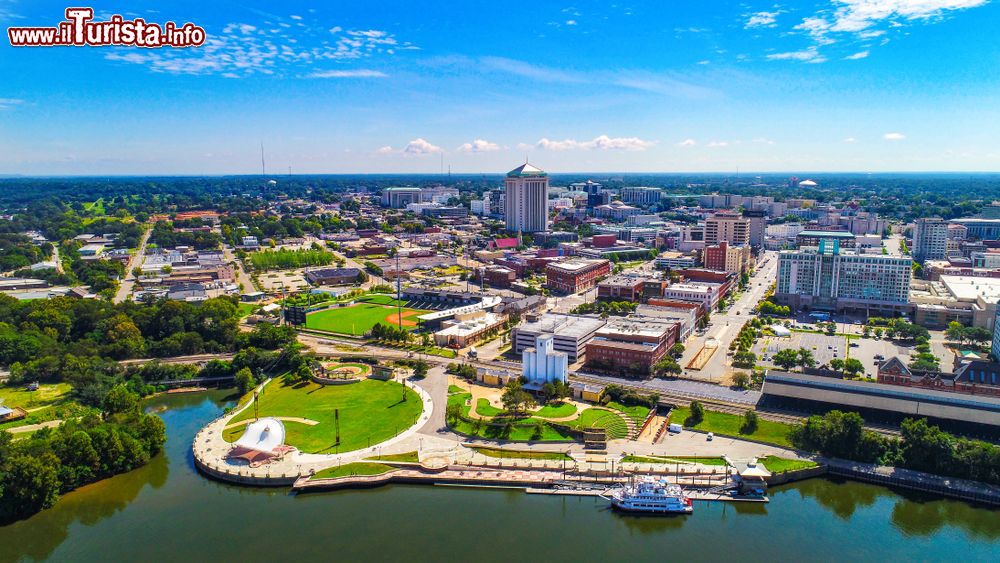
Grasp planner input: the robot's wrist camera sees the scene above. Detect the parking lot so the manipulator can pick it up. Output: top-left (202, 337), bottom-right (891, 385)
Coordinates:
top-left (754, 330), bottom-right (919, 379)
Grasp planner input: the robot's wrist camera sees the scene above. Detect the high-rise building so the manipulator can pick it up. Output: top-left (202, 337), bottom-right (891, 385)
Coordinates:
top-left (775, 240), bottom-right (912, 313)
top-left (620, 186), bottom-right (661, 207)
top-left (912, 217), bottom-right (950, 262)
top-left (705, 211), bottom-right (750, 246)
top-left (504, 162), bottom-right (549, 233)
top-left (742, 209), bottom-right (767, 249)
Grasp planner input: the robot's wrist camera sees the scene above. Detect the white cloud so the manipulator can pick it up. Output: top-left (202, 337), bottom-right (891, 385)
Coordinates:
top-left (752, 137), bottom-right (776, 145)
top-left (707, 141), bottom-right (729, 148)
top-left (844, 50), bottom-right (870, 59)
top-left (375, 146), bottom-right (395, 155)
top-left (843, 137), bottom-right (858, 143)
top-left (745, 11), bottom-right (781, 28)
top-left (402, 138), bottom-right (444, 155)
top-left (676, 139), bottom-right (697, 147)
top-left (306, 69), bottom-right (387, 78)
top-left (0, 98), bottom-right (25, 110)
top-left (290, 15), bottom-right (303, 20)
top-left (104, 23), bottom-right (412, 77)
top-left (767, 47), bottom-right (827, 63)
top-left (457, 139), bottom-right (501, 153)
top-left (565, 19), bottom-right (577, 25)
top-left (535, 135), bottom-right (656, 151)
top-left (884, 132), bottom-right (906, 140)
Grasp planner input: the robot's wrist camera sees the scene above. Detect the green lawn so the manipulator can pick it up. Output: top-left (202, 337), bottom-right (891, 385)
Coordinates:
top-left (305, 301), bottom-right (430, 336)
top-left (447, 393), bottom-right (577, 442)
top-left (0, 383), bottom-right (85, 430)
top-left (564, 408), bottom-right (630, 439)
top-left (310, 462), bottom-right (396, 480)
top-left (224, 379), bottom-right (422, 454)
top-left (447, 385), bottom-right (466, 394)
top-left (759, 456), bottom-right (818, 473)
top-left (473, 447), bottom-right (573, 461)
top-left (475, 398), bottom-right (504, 417)
top-left (622, 455), bottom-right (727, 466)
top-left (533, 402), bottom-right (577, 418)
top-left (238, 303), bottom-right (258, 318)
top-left (670, 407), bottom-right (795, 448)
top-left (366, 451), bottom-right (419, 463)
top-left (606, 401), bottom-right (651, 424)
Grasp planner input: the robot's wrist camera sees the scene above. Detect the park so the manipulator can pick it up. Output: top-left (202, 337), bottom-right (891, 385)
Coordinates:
top-left (223, 374), bottom-right (423, 454)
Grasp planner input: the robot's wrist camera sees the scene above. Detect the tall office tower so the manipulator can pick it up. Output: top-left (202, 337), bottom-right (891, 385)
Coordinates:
top-left (705, 211), bottom-right (751, 245)
top-left (504, 162), bottom-right (549, 233)
top-left (742, 209), bottom-right (767, 249)
top-left (912, 217), bottom-right (949, 262)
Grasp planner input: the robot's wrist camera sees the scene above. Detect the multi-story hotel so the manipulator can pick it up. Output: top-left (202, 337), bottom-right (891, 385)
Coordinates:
top-left (504, 162), bottom-right (549, 233)
top-left (775, 239), bottom-right (912, 313)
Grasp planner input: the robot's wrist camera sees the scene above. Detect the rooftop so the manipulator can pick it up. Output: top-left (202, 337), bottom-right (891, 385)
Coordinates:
top-left (506, 162), bottom-right (547, 178)
top-left (518, 313), bottom-right (606, 339)
top-left (547, 258), bottom-right (609, 273)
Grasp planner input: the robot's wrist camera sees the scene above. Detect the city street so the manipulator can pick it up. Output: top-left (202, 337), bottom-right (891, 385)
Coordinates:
top-left (679, 251), bottom-right (779, 383)
top-left (113, 222), bottom-right (151, 303)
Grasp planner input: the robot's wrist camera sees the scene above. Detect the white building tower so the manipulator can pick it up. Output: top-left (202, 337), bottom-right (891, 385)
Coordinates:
top-left (504, 162), bottom-right (549, 233)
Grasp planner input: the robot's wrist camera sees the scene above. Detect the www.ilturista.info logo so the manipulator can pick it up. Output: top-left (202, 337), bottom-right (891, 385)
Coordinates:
top-left (8, 8), bottom-right (206, 47)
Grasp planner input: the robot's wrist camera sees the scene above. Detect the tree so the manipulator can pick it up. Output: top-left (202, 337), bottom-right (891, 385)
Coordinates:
top-left (829, 358), bottom-right (845, 373)
top-left (843, 358), bottom-right (865, 378)
top-left (445, 402), bottom-right (462, 425)
top-left (412, 361), bottom-right (428, 378)
top-left (797, 348), bottom-right (816, 369)
top-left (102, 385), bottom-right (139, 417)
top-left (686, 400), bottom-right (704, 426)
top-left (669, 343), bottom-right (685, 358)
top-left (732, 371), bottom-right (751, 389)
top-left (501, 380), bottom-right (535, 415)
top-left (945, 321), bottom-right (966, 344)
top-left (1, 453), bottom-right (62, 518)
top-left (741, 410), bottom-right (759, 434)
top-left (773, 348), bottom-right (800, 371)
top-left (732, 351), bottom-right (756, 369)
top-left (653, 357), bottom-right (681, 378)
top-left (234, 367), bottom-right (257, 395)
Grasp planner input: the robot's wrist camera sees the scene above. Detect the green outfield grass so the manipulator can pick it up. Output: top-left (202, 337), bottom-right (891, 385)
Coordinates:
top-left (224, 379), bottom-right (422, 454)
top-left (305, 299), bottom-right (431, 336)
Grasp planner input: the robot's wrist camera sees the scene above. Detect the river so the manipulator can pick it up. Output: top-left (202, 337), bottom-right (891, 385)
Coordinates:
top-left (2, 390), bottom-right (998, 562)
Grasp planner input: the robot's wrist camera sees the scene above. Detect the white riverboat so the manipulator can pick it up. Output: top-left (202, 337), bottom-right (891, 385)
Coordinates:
top-left (605, 477), bottom-right (694, 515)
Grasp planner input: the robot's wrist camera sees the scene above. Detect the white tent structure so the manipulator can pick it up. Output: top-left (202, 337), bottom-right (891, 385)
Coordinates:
top-left (228, 417), bottom-right (290, 466)
top-left (770, 324), bottom-right (791, 337)
top-left (234, 417), bottom-right (285, 453)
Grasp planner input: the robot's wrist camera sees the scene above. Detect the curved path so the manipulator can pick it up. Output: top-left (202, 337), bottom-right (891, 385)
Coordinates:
top-left (192, 375), bottom-right (435, 484)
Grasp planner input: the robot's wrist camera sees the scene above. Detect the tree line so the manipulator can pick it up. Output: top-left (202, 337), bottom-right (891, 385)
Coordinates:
top-left (0, 385), bottom-right (166, 523)
top-left (793, 410), bottom-right (1000, 486)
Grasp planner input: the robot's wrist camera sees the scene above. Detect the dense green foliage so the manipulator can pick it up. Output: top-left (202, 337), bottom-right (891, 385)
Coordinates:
top-left (247, 246), bottom-right (334, 271)
top-left (0, 386), bottom-right (166, 523)
top-left (793, 411), bottom-right (1000, 485)
top-left (149, 220), bottom-right (221, 250)
top-left (570, 300), bottom-right (638, 316)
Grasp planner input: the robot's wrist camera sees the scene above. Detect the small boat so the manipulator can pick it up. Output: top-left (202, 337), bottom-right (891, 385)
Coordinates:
top-left (604, 477), bottom-right (693, 515)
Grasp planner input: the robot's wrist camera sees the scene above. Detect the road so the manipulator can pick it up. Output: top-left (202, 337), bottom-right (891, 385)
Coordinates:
top-left (679, 251), bottom-right (779, 383)
top-left (221, 244), bottom-right (258, 293)
top-left (113, 223), bottom-right (152, 303)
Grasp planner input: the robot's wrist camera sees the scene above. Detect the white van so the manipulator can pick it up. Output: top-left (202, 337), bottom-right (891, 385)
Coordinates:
top-left (668, 423), bottom-right (683, 434)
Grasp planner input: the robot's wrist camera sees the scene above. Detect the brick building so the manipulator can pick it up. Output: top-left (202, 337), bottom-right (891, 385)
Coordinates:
top-left (702, 241), bottom-right (751, 274)
top-left (877, 357), bottom-right (1000, 398)
top-left (585, 318), bottom-right (678, 375)
top-left (545, 258), bottom-right (611, 294)
top-left (597, 274), bottom-right (647, 302)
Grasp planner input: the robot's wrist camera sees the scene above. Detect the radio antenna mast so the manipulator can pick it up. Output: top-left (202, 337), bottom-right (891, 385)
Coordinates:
top-left (260, 141), bottom-right (266, 177)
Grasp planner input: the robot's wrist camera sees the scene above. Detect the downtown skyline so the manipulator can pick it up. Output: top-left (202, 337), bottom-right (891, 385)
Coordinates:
top-left (1, 0), bottom-right (999, 175)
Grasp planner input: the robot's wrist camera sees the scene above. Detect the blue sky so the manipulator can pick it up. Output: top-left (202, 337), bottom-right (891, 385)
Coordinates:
top-left (1, 0), bottom-right (999, 175)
